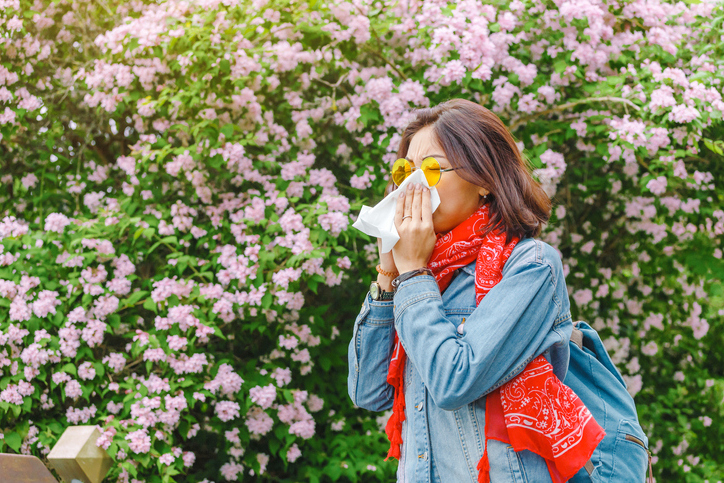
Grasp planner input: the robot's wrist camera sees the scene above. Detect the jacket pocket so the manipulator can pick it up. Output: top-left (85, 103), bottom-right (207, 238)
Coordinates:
top-left (609, 419), bottom-right (649, 483)
top-left (505, 444), bottom-right (554, 483)
top-left (567, 453), bottom-right (603, 483)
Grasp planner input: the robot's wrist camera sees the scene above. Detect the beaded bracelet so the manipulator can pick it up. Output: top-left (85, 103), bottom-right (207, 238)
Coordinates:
top-left (376, 264), bottom-right (399, 278)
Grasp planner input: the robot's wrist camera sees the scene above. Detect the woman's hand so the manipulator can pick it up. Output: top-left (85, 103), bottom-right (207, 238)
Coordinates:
top-left (393, 182), bottom-right (437, 274)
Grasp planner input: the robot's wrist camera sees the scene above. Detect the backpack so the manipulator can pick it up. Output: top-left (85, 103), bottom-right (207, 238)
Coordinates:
top-left (564, 320), bottom-right (654, 483)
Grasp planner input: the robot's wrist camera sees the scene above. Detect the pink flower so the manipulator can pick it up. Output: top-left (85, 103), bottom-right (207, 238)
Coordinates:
top-left (307, 394), bottom-right (324, 412)
top-left (272, 268), bottom-right (302, 289)
top-left (182, 451), bottom-right (195, 467)
top-left (641, 341), bottom-right (659, 356)
top-left (78, 361), bottom-right (96, 380)
top-left (0, 385), bottom-right (23, 405)
top-left (220, 462), bottom-right (244, 481)
top-left (126, 429), bottom-right (151, 454)
top-left (204, 363), bottom-right (243, 396)
top-left (246, 406), bottom-right (274, 435)
top-left (646, 176), bottom-right (668, 195)
top-left (52, 372), bottom-right (71, 385)
top-left (691, 317), bottom-right (709, 339)
top-left (65, 380), bottom-right (83, 399)
top-left (279, 335), bottom-right (299, 350)
top-left (440, 59), bottom-right (466, 85)
top-left (580, 241), bottom-right (595, 254)
top-left (289, 418), bottom-right (315, 439)
top-left (107, 401), bottom-right (124, 414)
top-left (167, 335), bottom-right (188, 351)
top-left (215, 401), bottom-right (241, 422)
top-left (66, 405), bottom-right (97, 424)
top-left (623, 374), bottom-right (643, 398)
top-left (9, 298), bottom-right (32, 322)
top-left (143, 348), bottom-right (167, 363)
top-left (256, 453), bottom-right (269, 475)
top-left (572, 289), bottom-right (593, 307)
top-left (318, 212), bottom-right (348, 237)
top-left (271, 367), bottom-right (292, 387)
top-left (287, 443), bottom-right (301, 463)
top-left (291, 348), bottom-right (311, 364)
top-left (668, 104), bottom-right (700, 123)
top-left (21, 173), bottom-right (39, 189)
top-left (96, 428), bottom-right (116, 450)
top-left (249, 384), bottom-right (276, 409)
top-left (44, 213), bottom-right (71, 233)
top-left (159, 453), bottom-right (175, 465)
top-left (102, 353), bottom-right (126, 373)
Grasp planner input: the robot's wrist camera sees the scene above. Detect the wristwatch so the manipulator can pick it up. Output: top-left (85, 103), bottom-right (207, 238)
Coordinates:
top-left (370, 281), bottom-right (395, 301)
top-left (391, 268), bottom-right (434, 291)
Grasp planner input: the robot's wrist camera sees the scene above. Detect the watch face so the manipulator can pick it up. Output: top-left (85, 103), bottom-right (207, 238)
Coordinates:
top-left (370, 282), bottom-right (380, 300)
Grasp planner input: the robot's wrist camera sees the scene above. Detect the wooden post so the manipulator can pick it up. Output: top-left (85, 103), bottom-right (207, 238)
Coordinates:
top-left (0, 454), bottom-right (58, 483)
top-left (46, 426), bottom-right (112, 483)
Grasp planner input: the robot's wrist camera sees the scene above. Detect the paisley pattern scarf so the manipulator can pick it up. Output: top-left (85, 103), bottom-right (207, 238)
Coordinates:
top-left (384, 203), bottom-right (605, 482)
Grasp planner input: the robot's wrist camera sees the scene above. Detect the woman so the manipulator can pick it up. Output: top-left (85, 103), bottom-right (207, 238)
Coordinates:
top-left (347, 99), bottom-right (603, 483)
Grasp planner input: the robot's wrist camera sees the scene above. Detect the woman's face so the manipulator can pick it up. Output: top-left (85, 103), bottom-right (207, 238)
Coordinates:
top-left (405, 125), bottom-right (488, 234)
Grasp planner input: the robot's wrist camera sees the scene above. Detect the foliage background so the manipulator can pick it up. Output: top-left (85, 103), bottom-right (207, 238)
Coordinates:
top-left (1, 0), bottom-right (724, 481)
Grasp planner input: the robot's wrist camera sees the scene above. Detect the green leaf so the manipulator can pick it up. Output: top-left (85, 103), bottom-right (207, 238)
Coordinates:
top-left (262, 292), bottom-right (273, 309)
top-left (221, 124), bottom-right (235, 138)
top-left (143, 298), bottom-right (158, 313)
top-left (61, 363), bottom-right (77, 376)
top-left (308, 278), bottom-right (318, 294)
top-left (125, 290), bottom-right (149, 307)
top-left (4, 432), bottom-right (21, 452)
top-left (269, 437), bottom-right (281, 456)
top-left (148, 236), bottom-right (178, 255)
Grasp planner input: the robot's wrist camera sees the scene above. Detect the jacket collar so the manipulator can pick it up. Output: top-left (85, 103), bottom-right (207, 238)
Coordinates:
top-left (460, 260), bottom-right (476, 276)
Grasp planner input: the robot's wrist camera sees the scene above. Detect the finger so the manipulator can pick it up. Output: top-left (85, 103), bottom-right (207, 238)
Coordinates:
top-left (404, 182), bottom-right (414, 216)
top-left (394, 189), bottom-right (405, 228)
top-left (421, 187), bottom-right (433, 226)
top-left (411, 184), bottom-right (423, 221)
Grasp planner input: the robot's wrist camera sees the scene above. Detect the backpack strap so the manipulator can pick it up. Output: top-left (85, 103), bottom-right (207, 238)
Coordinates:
top-left (571, 326), bottom-right (584, 350)
top-left (571, 324), bottom-right (595, 476)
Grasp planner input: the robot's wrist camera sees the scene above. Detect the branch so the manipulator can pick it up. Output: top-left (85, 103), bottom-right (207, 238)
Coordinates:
top-left (509, 96), bottom-right (641, 131)
top-left (362, 46), bottom-right (408, 80)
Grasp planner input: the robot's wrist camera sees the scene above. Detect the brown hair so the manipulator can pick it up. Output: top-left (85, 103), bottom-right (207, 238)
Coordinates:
top-left (388, 98), bottom-right (551, 245)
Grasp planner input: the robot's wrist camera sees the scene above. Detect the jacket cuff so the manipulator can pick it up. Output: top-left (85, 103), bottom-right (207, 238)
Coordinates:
top-left (392, 274), bottom-right (440, 319)
top-left (364, 291), bottom-right (395, 324)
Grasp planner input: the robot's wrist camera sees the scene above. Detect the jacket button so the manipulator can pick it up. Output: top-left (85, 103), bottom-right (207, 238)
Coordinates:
top-left (414, 401), bottom-right (423, 411)
top-left (418, 452), bottom-right (427, 460)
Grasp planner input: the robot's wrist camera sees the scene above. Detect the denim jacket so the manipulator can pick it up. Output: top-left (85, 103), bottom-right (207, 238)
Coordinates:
top-left (348, 237), bottom-right (584, 483)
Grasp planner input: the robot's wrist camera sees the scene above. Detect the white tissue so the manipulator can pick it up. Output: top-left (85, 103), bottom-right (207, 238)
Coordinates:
top-left (352, 169), bottom-right (441, 253)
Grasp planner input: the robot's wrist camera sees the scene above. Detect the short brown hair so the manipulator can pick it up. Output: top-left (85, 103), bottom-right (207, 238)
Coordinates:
top-left (390, 98), bottom-right (551, 244)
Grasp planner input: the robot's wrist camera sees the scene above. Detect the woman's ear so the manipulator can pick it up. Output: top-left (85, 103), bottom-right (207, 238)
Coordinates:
top-left (478, 187), bottom-right (489, 198)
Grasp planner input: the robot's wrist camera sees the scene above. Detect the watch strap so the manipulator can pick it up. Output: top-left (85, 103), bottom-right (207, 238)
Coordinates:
top-left (370, 281), bottom-right (395, 301)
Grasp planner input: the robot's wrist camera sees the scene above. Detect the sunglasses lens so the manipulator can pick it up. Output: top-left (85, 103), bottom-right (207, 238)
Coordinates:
top-left (421, 157), bottom-right (441, 187)
top-left (392, 158), bottom-right (410, 186)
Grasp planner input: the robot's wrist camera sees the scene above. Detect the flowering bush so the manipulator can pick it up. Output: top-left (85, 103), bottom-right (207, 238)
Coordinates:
top-left (1, 0), bottom-right (723, 481)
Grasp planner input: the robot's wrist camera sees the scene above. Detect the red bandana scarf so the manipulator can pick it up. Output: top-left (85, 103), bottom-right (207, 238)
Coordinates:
top-left (384, 203), bottom-right (605, 482)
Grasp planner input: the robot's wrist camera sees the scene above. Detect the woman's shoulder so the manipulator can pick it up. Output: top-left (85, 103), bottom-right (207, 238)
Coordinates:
top-left (507, 237), bottom-right (562, 266)
top-left (504, 236), bottom-right (565, 283)
top-left (460, 237), bottom-right (563, 276)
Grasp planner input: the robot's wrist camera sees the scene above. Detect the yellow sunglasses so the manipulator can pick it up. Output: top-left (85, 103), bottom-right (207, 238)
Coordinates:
top-left (391, 156), bottom-right (463, 187)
